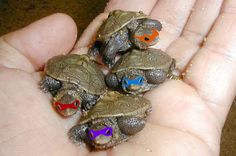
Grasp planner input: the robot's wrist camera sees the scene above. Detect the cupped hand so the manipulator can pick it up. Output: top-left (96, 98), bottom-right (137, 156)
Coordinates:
top-left (0, 0), bottom-right (235, 156)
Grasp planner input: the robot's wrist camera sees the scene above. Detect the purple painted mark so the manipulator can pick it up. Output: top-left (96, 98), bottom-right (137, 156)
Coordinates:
top-left (88, 126), bottom-right (113, 140)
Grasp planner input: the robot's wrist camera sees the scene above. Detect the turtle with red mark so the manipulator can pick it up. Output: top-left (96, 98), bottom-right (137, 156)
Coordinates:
top-left (89, 10), bottom-right (162, 67)
top-left (40, 54), bottom-right (107, 117)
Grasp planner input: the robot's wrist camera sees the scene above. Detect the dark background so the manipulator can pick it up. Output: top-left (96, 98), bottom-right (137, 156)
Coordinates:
top-left (0, 0), bottom-right (235, 155)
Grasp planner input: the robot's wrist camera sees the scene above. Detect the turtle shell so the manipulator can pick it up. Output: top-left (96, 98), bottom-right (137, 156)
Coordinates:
top-left (112, 48), bottom-right (173, 73)
top-left (79, 91), bottom-right (151, 124)
top-left (97, 10), bottom-right (148, 41)
top-left (45, 54), bottom-right (107, 95)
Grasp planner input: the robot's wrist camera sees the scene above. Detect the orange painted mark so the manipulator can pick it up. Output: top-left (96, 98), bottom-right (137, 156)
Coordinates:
top-left (134, 28), bottom-right (159, 43)
top-left (55, 100), bottom-right (80, 111)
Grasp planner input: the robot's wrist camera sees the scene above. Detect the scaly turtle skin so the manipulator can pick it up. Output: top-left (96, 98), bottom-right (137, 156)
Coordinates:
top-left (68, 91), bottom-right (151, 149)
top-left (40, 54), bottom-right (107, 117)
top-left (90, 10), bottom-right (162, 67)
top-left (105, 48), bottom-right (179, 94)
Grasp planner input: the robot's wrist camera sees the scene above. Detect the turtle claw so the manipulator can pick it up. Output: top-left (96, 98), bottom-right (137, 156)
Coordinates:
top-left (104, 57), bottom-right (115, 68)
top-left (81, 102), bottom-right (94, 115)
top-left (39, 76), bottom-right (62, 95)
top-left (81, 110), bottom-right (89, 116)
top-left (89, 41), bottom-right (102, 57)
top-left (68, 124), bottom-right (88, 145)
top-left (88, 47), bottom-right (99, 57)
top-left (39, 79), bottom-right (49, 93)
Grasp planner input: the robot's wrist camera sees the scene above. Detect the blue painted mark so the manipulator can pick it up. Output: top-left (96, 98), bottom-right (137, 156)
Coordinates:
top-left (122, 76), bottom-right (144, 90)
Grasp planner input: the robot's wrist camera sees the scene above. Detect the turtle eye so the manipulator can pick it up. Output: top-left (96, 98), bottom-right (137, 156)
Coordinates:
top-left (75, 100), bottom-right (80, 107)
top-left (144, 37), bottom-right (150, 41)
top-left (139, 77), bottom-right (144, 83)
top-left (89, 131), bottom-right (94, 139)
top-left (134, 28), bottom-right (159, 44)
top-left (104, 127), bottom-right (113, 136)
top-left (122, 77), bottom-right (130, 89)
top-left (123, 77), bottom-right (129, 85)
top-left (105, 129), bottom-right (111, 135)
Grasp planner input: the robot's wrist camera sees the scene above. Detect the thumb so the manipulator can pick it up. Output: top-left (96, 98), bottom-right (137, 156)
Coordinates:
top-left (0, 13), bottom-right (77, 72)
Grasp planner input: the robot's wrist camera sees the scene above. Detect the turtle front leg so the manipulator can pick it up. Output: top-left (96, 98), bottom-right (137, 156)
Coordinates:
top-left (80, 92), bottom-right (99, 113)
top-left (117, 116), bottom-right (146, 135)
top-left (145, 69), bottom-right (167, 84)
top-left (68, 124), bottom-right (90, 145)
top-left (105, 73), bottom-right (119, 90)
top-left (103, 29), bottom-right (131, 67)
top-left (40, 76), bottom-right (62, 96)
top-left (167, 59), bottom-right (182, 80)
top-left (88, 41), bottom-right (103, 57)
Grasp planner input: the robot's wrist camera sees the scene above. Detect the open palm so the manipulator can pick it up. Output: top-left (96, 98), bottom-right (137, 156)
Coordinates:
top-left (0, 0), bottom-right (235, 156)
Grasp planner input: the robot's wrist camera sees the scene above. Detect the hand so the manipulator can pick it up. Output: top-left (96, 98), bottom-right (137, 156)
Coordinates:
top-left (0, 0), bottom-right (235, 156)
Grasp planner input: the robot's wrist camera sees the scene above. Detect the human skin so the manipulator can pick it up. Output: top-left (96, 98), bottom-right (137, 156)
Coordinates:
top-left (0, 0), bottom-right (235, 156)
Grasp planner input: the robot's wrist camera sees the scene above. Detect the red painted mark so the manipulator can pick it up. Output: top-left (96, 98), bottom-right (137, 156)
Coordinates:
top-left (134, 28), bottom-right (159, 43)
top-left (55, 100), bottom-right (80, 111)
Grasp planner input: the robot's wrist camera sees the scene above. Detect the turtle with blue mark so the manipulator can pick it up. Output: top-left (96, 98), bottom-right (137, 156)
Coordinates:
top-left (105, 48), bottom-right (179, 94)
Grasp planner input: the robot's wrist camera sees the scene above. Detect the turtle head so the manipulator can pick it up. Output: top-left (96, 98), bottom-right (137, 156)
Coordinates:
top-left (132, 19), bottom-right (162, 49)
top-left (88, 120), bottom-right (113, 146)
top-left (53, 90), bottom-right (81, 117)
top-left (122, 76), bottom-right (145, 92)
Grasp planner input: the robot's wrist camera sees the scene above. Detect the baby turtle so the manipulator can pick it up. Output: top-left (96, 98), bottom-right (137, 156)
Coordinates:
top-left (40, 54), bottom-right (107, 117)
top-left (105, 48), bottom-right (179, 94)
top-left (68, 91), bottom-right (151, 149)
top-left (90, 10), bottom-right (162, 67)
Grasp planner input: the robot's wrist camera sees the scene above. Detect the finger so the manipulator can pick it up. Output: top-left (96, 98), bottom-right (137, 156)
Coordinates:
top-left (0, 13), bottom-right (77, 72)
top-left (71, 47), bottom-right (89, 55)
top-left (166, 0), bottom-right (223, 70)
top-left (150, 0), bottom-right (196, 50)
top-left (105, 0), bottom-right (158, 14)
top-left (184, 1), bottom-right (236, 124)
top-left (75, 0), bottom-right (158, 48)
top-left (74, 13), bottom-right (108, 49)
